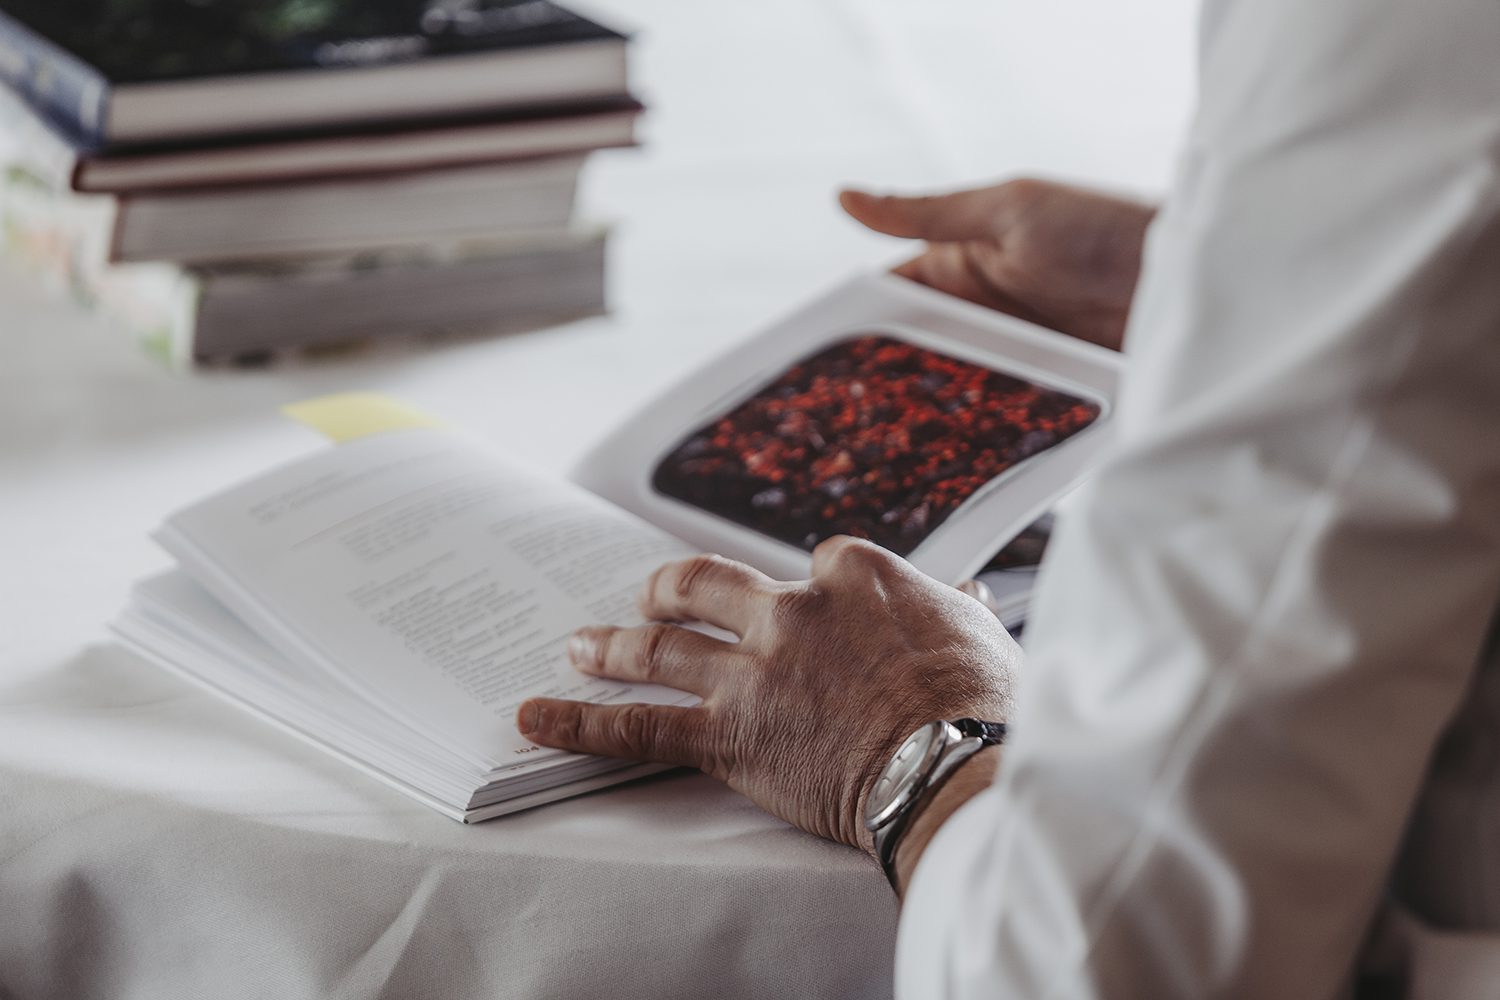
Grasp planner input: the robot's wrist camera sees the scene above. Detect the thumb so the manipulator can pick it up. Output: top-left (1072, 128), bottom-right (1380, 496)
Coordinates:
top-left (839, 185), bottom-right (1011, 242)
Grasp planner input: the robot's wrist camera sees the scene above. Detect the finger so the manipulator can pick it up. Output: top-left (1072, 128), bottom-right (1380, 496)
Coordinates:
top-left (568, 623), bottom-right (735, 695)
top-left (839, 185), bottom-right (1014, 242)
top-left (517, 698), bottom-right (707, 768)
top-left (640, 553), bottom-right (775, 634)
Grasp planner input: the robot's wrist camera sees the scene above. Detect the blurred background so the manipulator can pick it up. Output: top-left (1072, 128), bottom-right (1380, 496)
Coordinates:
top-left (2, 0), bottom-right (1195, 673)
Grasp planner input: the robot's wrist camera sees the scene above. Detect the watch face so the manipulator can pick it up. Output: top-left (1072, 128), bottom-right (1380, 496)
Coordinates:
top-left (865, 721), bottom-right (947, 830)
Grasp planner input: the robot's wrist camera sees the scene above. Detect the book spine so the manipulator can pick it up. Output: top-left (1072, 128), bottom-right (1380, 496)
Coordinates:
top-left (0, 11), bottom-right (111, 146)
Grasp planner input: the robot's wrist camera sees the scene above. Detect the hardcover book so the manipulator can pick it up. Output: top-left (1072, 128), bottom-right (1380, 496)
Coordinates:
top-left (0, 148), bottom-right (586, 264)
top-left (0, 83), bottom-right (641, 193)
top-left (0, 0), bottom-right (630, 146)
top-left (0, 215), bottom-right (607, 366)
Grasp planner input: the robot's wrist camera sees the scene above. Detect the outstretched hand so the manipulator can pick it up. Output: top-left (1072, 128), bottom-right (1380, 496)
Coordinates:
top-left (841, 178), bottom-right (1156, 351)
top-left (518, 537), bottom-right (1018, 855)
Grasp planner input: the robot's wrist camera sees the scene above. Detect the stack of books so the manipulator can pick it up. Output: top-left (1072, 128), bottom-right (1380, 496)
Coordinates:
top-left (0, 1), bottom-right (638, 366)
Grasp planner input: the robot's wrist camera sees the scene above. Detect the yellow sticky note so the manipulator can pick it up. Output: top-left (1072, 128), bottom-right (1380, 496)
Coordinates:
top-left (281, 392), bottom-right (449, 443)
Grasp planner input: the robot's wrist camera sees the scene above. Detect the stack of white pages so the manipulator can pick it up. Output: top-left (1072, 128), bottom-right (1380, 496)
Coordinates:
top-left (114, 274), bottom-right (1124, 821)
top-left (116, 436), bottom-right (694, 822)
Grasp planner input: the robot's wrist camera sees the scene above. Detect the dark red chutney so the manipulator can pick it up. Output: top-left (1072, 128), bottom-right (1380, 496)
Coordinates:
top-left (651, 334), bottom-right (1101, 556)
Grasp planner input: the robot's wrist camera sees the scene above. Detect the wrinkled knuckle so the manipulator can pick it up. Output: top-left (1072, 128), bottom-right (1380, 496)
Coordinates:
top-left (551, 705), bottom-right (585, 748)
top-left (590, 627), bottom-right (618, 667)
top-left (826, 536), bottom-right (890, 575)
top-left (812, 534), bottom-right (860, 568)
top-left (811, 534), bottom-right (852, 560)
top-left (642, 564), bottom-right (670, 609)
top-left (636, 623), bottom-right (678, 680)
top-left (674, 554), bottom-right (723, 602)
top-left (614, 704), bottom-right (665, 757)
top-left (699, 742), bottom-right (736, 784)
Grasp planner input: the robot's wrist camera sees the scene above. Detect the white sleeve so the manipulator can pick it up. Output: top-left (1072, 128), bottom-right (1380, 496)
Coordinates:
top-left (897, 1), bottom-right (1500, 997)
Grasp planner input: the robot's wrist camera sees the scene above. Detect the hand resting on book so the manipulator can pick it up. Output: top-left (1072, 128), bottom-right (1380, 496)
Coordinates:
top-left (518, 179), bottom-right (1152, 885)
top-left (517, 535), bottom-right (1018, 865)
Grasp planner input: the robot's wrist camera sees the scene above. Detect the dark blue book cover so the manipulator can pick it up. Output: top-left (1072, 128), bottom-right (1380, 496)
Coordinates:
top-left (0, 1), bottom-right (626, 146)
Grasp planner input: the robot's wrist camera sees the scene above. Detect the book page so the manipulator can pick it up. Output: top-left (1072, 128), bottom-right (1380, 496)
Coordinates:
top-left (158, 429), bottom-right (700, 771)
top-left (573, 272), bottom-right (1122, 584)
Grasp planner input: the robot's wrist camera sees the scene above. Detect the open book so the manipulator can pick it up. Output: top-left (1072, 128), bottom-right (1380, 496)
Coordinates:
top-left (113, 273), bottom-right (1123, 822)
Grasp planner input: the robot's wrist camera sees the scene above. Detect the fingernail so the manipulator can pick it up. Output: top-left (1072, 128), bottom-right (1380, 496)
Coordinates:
top-left (567, 630), bottom-right (598, 665)
top-left (518, 701), bottom-right (544, 735)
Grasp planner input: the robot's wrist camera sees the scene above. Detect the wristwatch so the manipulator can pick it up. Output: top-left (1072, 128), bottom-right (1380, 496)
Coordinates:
top-left (864, 718), bottom-right (1007, 889)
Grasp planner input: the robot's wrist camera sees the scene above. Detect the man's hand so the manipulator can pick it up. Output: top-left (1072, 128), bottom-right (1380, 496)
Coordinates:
top-left (841, 178), bottom-right (1157, 351)
top-left (518, 536), bottom-right (1018, 855)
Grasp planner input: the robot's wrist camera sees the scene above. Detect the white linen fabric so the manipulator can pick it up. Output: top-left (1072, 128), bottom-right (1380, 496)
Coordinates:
top-left (0, 653), bottom-right (899, 999)
top-left (898, 0), bottom-right (1500, 997)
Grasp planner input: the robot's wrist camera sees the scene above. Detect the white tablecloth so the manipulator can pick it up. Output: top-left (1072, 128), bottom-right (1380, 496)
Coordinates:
top-left (0, 3), bottom-right (1193, 996)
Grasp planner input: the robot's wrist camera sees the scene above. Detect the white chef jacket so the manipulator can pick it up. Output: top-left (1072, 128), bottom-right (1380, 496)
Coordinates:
top-left (897, 0), bottom-right (1500, 997)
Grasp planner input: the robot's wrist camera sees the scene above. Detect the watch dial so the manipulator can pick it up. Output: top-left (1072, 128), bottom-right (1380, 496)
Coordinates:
top-left (866, 723), bottom-right (942, 828)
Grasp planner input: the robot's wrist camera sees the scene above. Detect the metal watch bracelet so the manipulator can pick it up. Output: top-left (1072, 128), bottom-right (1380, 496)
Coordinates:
top-left (871, 718), bottom-right (1006, 890)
